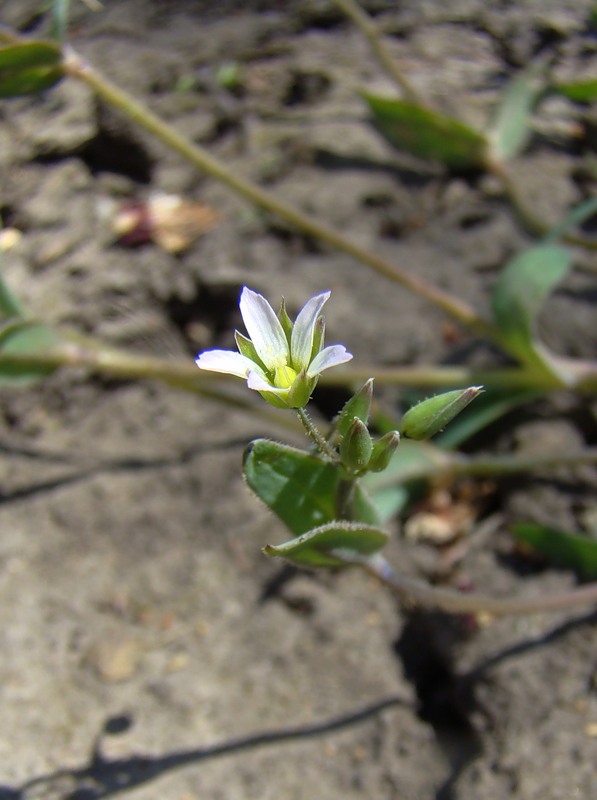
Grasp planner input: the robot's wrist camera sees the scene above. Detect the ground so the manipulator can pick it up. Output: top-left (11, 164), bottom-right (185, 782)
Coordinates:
top-left (0, 1), bottom-right (596, 798)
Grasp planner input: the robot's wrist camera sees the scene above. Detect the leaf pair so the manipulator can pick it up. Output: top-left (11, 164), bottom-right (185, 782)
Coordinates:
top-left (243, 439), bottom-right (388, 567)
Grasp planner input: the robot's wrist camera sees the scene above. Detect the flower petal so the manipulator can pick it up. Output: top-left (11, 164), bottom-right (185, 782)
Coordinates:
top-left (247, 369), bottom-right (285, 395)
top-left (290, 290), bottom-right (330, 369)
top-left (307, 344), bottom-right (352, 377)
top-left (196, 349), bottom-right (258, 378)
top-left (239, 287), bottom-right (288, 371)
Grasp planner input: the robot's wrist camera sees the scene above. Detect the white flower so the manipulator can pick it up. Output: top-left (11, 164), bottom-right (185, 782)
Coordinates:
top-left (196, 286), bottom-right (352, 408)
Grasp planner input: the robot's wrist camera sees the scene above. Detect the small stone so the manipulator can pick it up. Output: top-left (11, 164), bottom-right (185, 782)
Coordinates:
top-left (86, 636), bottom-right (142, 682)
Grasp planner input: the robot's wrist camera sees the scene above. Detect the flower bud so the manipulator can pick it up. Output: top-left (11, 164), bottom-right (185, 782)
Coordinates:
top-left (340, 417), bottom-right (373, 472)
top-left (400, 386), bottom-right (483, 440)
top-left (335, 379), bottom-right (374, 439)
top-left (368, 430), bottom-right (400, 472)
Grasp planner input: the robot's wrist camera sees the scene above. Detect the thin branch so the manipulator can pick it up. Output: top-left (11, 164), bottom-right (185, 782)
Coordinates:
top-left (61, 47), bottom-right (490, 336)
top-left (368, 447), bottom-right (597, 490)
top-left (319, 362), bottom-right (597, 392)
top-left (332, 0), bottom-right (425, 105)
top-left (296, 407), bottom-right (340, 462)
top-left (340, 552), bottom-right (597, 617)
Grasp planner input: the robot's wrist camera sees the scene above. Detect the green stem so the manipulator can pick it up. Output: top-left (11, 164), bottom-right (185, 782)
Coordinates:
top-left (341, 552), bottom-right (597, 617)
top-left (5, 333), bottom-right (302, 436)
top-left (5, 330), bottom-right (597, 398)
top-left (61, 47), bottom-right (489, 336)
top-left (332, 0), bottom-right (425, 106)
top-left (368, 447), bottom-right (597, 490)
top-left (296, 407), bottom-right (340, 462)
top-left (319, 362), bottom-right (597, 392)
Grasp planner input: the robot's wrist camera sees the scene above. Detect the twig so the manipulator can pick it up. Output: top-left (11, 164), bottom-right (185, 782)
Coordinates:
top-left (340, 552), bottom-right (597, 617)
top-left (367, 447), bottom-right (597, 489)
top-left (319, 362), bottom-right (597, 392)
top-left (61, 47), bottom-right (490, 337)
top-left (332, 0), bottom-right (425, 106)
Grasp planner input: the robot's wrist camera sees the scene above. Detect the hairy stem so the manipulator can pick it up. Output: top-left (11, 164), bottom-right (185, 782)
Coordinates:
top-left (296, 407), bottom-right (340, 462)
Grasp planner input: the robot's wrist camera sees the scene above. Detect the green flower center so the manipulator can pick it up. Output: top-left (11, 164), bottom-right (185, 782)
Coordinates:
top-left (274, 364), bottom-right (297, 389)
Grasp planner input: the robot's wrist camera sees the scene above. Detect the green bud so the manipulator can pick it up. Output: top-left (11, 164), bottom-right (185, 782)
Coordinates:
top-left (340, 417), bottom-right (373, 472)
top-left (400, 386), bottom-right (483, 440)
top-left (368, 430), bottom-right (400, 472)
top-left (335, 379), bottom-right (374, 439)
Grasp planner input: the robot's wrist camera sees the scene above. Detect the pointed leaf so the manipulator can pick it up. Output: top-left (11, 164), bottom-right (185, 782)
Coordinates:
top-left (0, 66), bottom-right (63, 97)
top-left (0, 41), bottom-right (63, 97)
top-left (263, 521), bottom-right (388, 568)
top-left (361, 91), bottom-right (487, 169)
top-left (511, 523), bottom-right (597, 578)
top-left (488, 67), bottom-right (544, 161)
top-left (491, 245), bottom-right (571, 367)
top-left (0, 42), bottom-right (62, 70)
top-left (243, 439), bottom-right (381, 537)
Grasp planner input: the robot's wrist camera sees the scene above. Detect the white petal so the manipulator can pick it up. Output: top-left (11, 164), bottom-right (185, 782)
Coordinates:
top-left (290, 291), bottom-right (330, 369)
top-left (307, 344), bottom-right (352, 377)
top-left (196, 349), bottom-right (257, 378)
top-left (246, 370), bottom-right (285, 395)
top-left (239, 287), bottom-right (288, 371)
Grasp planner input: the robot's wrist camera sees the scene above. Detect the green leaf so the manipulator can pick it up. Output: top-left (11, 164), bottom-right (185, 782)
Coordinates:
top-left (0, 42), bottom-right (62, 70)
top-left (361, 91), bottom-right (488, 169)
top-left (0, 41), bottom-right (63, 97)
top-left (263, 521), bottom-right (388, 568)
top-left (552, 79), bottom-right (597, 104)
top-left (491, 244), bottom-right (571, 370)
top-left (0, 320), bottom-right (62, 385)
top-left (243, 439), bottom-right (381, 537)
top-left (488, 67), bottom-right (544, 161)
top-left (511, 523), bottom-right (597, 578)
